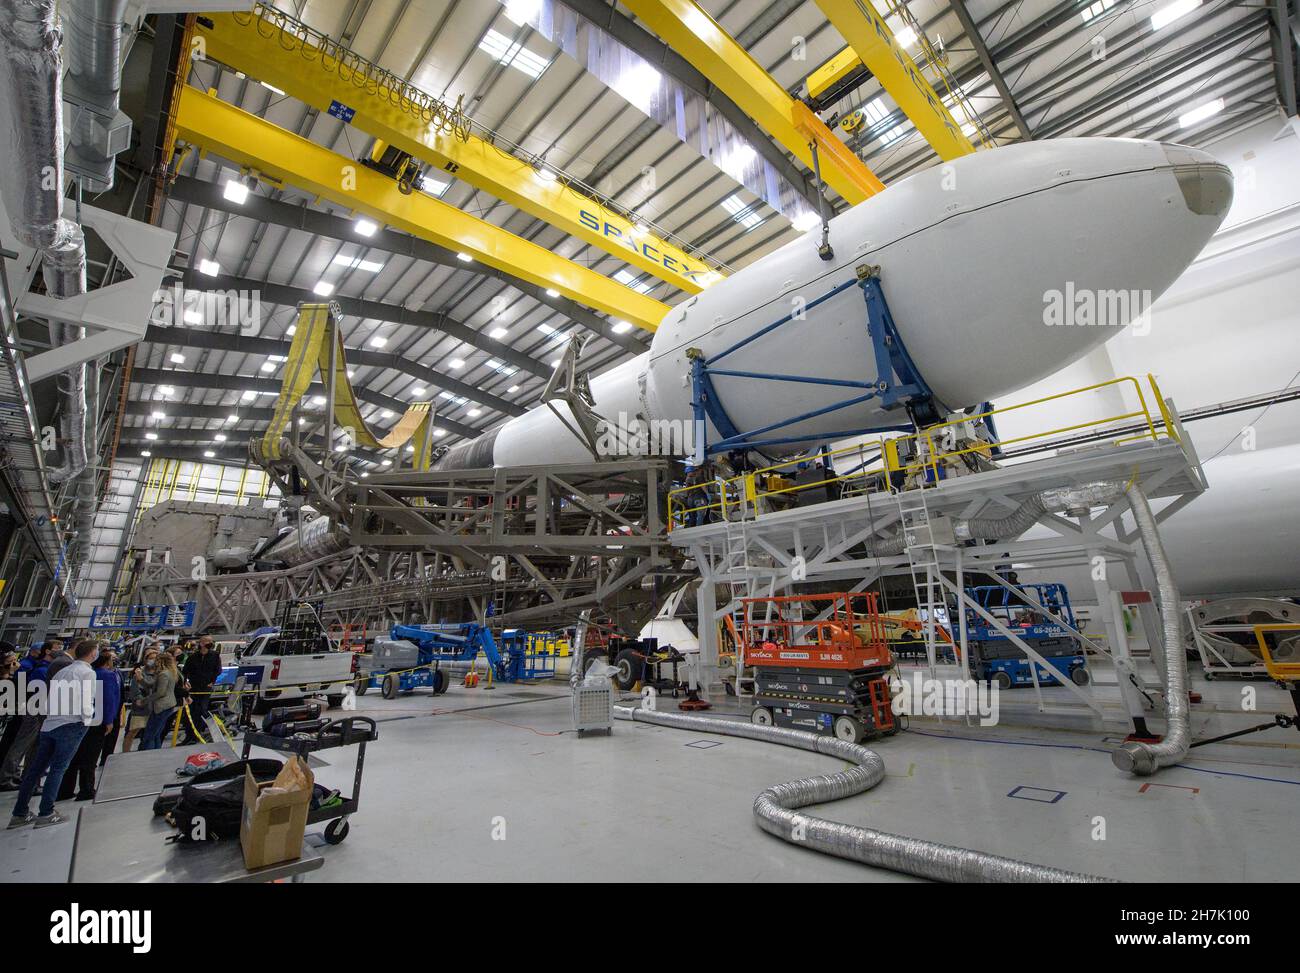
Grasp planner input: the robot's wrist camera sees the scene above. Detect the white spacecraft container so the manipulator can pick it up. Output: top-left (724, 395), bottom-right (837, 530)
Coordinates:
top-left (444, 138), bottom-right (1232, 468)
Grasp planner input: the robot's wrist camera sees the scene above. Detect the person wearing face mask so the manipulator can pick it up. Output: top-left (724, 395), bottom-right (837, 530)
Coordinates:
top-left (7, 639), bottom-right (99, 829)
top-left (121, 648), bottom-right (159, 754)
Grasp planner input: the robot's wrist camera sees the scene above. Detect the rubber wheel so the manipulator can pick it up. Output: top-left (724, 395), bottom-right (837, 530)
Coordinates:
top-left (582, 650), bottom-right (608, 674)
top-left (750, 706), bottom-right (774, 726)
top-left (326, 694), bottom-right (345, 709)
top-left (612, 649), bottom-right (640, 691)
top-left (1070, 666), bottom-right (1091, 686)
top-left (432, 669), bottom-right (449, 695)
top-left (382, 674), bottom-right (400, 700)
top-left (323, 818), bottom-right (350, 845)
top-left (355, 678), bottom-right (369, 696)
top-left (833, 715), bottom-right (865, 743)
top-left (993, 671), bottom-right (1013, 690)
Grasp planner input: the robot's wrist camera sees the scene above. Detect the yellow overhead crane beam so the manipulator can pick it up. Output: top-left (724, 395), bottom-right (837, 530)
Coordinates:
top-left (807, 46), bottom-right (868, 105)
top-left (196, 7), bottom-right (717, 294)
top-left (173, 87), bottom-right (670, 332)
top-left (618, 0), bottom-right (884, 205)
top-left (811, 0), bottom-right (976, 161)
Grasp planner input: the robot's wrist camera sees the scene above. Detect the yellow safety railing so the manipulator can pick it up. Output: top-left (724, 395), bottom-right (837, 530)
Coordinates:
top-left (1253, 624), bottom-right (1300, 682)
top-left (668, 374), bottom-right (1178, 531)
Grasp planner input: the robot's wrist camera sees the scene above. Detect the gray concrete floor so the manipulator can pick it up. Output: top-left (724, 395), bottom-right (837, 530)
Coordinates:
top-left (298, 668), bottom-right (1300, 883)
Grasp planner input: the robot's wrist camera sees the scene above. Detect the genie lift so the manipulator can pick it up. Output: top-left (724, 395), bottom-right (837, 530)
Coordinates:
top-left (963, 583), bottom-right (1090, 689)
top-left (363, 622), bottom-right (557, 697)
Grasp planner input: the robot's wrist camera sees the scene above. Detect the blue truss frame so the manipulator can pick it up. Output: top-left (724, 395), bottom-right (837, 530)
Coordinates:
top-left (689, 269), bottom-right (935, 456)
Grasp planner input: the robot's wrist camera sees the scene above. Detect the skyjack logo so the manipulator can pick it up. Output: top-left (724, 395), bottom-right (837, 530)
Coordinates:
top-left (49, 904), bottom-right (152, 953)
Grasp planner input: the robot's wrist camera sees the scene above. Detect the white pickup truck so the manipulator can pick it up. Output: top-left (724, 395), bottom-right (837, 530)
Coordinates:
top-left (234, 630), bottom-right (356, 711)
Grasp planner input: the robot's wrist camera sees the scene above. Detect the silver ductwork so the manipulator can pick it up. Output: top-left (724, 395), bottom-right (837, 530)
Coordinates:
top-left (953, 494), bottom-right (1047, 541)
top-left (63, 0), bottom-right (129, 192)
top-left (1111, 483), bottom-right (1190, 775)
top-left (615, 706), bottom-right (1112, 882)
top-left (0, 0), bottom-right (108, 574)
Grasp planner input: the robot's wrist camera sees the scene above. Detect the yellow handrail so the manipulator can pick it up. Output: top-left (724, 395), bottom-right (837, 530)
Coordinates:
top-left (1253, 624), bottom-right (1300, 681)
top-left (668, 374), bottom-right (1174, 530)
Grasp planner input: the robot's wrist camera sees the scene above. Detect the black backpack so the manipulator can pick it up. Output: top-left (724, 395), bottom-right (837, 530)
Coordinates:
top-left (154, 757), bottom-right (283, 817)
top-left (168, 776), bottom-right (247, 843)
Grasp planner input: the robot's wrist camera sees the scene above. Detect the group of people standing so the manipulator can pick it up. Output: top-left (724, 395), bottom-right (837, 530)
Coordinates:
top-left (0, 633), bottom-right (224, 830)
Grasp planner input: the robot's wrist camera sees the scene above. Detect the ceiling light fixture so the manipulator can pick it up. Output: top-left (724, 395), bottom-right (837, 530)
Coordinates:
top-left (222, 178), bottom-right (249, 205)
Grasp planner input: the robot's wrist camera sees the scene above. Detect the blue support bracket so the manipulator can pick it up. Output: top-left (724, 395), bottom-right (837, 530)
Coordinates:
top-left (688, 265), bottom-right (937, 458)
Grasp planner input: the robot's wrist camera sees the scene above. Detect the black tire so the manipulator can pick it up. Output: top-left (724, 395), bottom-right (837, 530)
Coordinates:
top-left (993, 671), bottom-right (1013, 690)
top-left (833, 715), bottom-right (864, 743)
top-left (355, 677), bottom-right (369, 696)
top-left (581, 649), bottom-right (608, 674)
top-left (323, 818), bottom-right (350, 845)
top-left (612, 648), bottom-right (641, 691)
top-left (750, 706), bottom-right (774, 726)
top-left (326, 694), bottom-right (345, 709)
top-left (382, 674), bottom-right (401, 700)
top-left (432, 669), bottom-right (449, 695)
top-left (1070, 666), bottom-right (1090, 686)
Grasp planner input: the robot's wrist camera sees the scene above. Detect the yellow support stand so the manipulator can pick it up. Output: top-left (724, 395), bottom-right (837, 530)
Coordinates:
top-left (260, 302), bottom-right (438, 469)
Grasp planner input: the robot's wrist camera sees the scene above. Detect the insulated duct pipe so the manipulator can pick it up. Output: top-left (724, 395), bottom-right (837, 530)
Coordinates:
top-left (63, 0), bottom-right (129, 192)
top-left (1111, 483), bottom-right (1190, 775)
top-left (0, 0), bottom-right (92, 485)
top-left (615, 706), bottom-right (1112, 882)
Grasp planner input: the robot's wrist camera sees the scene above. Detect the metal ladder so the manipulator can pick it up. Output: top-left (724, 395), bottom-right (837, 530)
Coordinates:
top-left (720, 508), bottom-right (761, 698)
top-left (895, 487), bottom-right (947, 679)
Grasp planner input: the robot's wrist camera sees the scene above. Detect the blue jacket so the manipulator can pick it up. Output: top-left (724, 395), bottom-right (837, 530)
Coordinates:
top-left (96, 668), bottom-right (122, 727)
top-left (18, 654), bottom-right (47, 683)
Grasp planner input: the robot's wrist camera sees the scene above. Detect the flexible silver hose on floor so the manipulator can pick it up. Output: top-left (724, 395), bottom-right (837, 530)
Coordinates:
top-left (614, 705), bottom-right (1114, 882)
top-left (1110, 483), bottom-right (1190, 775)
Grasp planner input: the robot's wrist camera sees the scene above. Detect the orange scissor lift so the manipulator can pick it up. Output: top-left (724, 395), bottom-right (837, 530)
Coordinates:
top-left (742, 592), bottom-right (898, 743)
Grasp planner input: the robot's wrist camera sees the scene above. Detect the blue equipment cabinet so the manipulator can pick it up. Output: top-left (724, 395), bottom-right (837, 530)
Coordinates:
top-left (964, 583), bottom-right (1090, 688)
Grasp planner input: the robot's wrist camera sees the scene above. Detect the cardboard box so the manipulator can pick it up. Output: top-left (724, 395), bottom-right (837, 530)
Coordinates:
top-left (240, 756), bottom-right (313, 870)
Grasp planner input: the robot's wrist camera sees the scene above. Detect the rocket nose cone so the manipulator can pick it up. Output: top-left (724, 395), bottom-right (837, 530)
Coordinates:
top-left (1160, 142), bottom-right (1234, 218)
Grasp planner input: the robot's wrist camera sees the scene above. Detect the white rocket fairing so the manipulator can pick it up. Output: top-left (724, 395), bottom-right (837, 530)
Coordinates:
top-left (439, 138), bottom-right (1232, 469)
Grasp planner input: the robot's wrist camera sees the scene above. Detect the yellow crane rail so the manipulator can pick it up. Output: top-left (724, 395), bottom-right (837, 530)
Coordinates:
top-left (620, 0), bottom-right (884, 204)
top-left (812, 0), bottom-right (976, 160)
top-left (173, 87), bottom-right (670, 332)
top-left (198, 6), bottom-right (717, 294)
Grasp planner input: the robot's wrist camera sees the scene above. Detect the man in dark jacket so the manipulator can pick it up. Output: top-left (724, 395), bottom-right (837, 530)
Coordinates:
top-left (0, 643), bottom-right (56, 790)
top-left (179, 638), bottom-right (221, 744)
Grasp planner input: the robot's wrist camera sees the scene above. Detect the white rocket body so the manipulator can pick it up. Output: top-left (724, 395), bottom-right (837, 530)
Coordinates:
top-left (459, 138), bottom-right (1232, 468)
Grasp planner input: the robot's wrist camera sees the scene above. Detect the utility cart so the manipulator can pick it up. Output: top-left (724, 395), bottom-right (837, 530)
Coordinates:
top-left (240, 716), bottom-right (378, 845)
